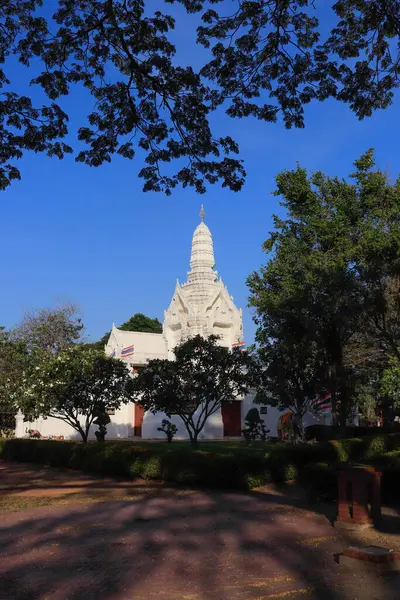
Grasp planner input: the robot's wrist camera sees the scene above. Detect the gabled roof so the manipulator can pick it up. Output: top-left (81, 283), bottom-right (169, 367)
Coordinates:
top-left (105, 325), bottom-right (167, 364)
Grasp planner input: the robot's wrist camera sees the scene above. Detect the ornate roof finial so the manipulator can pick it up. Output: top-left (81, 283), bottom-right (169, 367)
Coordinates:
top-left (200, 204), bottom-right (205, 221)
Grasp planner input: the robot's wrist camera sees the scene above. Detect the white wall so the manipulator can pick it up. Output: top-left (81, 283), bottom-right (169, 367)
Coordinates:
top-left (16, 395), bottom-right (303, 442)
top-left (142, 407), bottom-right (224, 440)
top-left (141, 394), bottom-right (288, 441)
top-left (15, 403), bottom-right (135, 441)
top-left (242, 393), bottom-right (287, 438)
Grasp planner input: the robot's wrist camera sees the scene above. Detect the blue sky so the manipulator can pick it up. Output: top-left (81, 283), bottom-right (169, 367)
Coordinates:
top-left (1, 2), bottom-right (400, 344)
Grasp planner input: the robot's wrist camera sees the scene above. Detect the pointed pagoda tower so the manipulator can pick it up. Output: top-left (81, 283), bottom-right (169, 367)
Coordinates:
top-left (163, 206), bottom-right (243, 358)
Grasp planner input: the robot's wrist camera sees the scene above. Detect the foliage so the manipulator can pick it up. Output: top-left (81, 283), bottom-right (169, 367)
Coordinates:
top-left (0, 438), bottom-right (273, 489)
top-left (132, 334), bottom-right (257, 447)
top-left (254, 333), bottom-right (325, 434)
top-left (157, 419), bottom-right (178, 443)
top-left (0, 0), bottom-right (244, 194)
top-left (242, 408), bottom-right (269, 442)
top-left (1, 305), bottom-right (83, 437)
top-left (381, 353), bottom-right (400, 410)
top-left (118, 313), bottom-right (163, 334)
top-left (356, 379), bottom-right (380, 423)
top-left (297, 462), bottom-right (338, 502)
top-left (19, 346), bottom-right (133, 442)
top-left (2, 432), bottom-right (400, 499)
top-left (0, 326), bottom-right (28, 423)
top-left (92, 313), bottom-right (163, 348)
top-left (191, 0), bottom-right (400, 126)
top-left (2, 1), bottom-right (400, 192)
top-left (248, 150), bottom-right (400, 430)
top-left (11, 303), bottom-right (84, 355)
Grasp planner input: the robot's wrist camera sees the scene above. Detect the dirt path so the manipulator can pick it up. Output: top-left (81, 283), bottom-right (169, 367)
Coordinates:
top-left (1, 460), bottom-right (400, 599)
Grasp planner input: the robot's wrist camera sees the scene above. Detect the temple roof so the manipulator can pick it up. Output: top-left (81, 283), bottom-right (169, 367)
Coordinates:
top-left (105, 325), bottom-right (167, 364)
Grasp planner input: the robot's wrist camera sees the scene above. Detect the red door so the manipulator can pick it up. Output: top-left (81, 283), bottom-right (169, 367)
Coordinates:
top-left (221, 401), bottom-right (242, 437)
top-left (133, 404), bottom-right (145, 437)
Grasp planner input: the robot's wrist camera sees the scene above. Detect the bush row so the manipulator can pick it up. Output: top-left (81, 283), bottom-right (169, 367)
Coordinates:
top-left (267, 432), bottom-right (400, 476)
top-left (0, 439), bottom-right (272, 489)
top-left (305, 424), bottom-right (400, 442)
top-left (1, 433), bottom-right (400, 499)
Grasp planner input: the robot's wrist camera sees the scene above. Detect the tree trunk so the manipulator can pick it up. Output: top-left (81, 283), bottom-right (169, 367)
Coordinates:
top-left (181, 417), bottom-right (201, 449)
top-left (79, 429), bottom-right (88, 443)
top-left (338, 370), bottom-right (351, 438)
top-left (187, 428), bottom-right (199, 449)
top-left (297, 413), bottom-right (305, 441)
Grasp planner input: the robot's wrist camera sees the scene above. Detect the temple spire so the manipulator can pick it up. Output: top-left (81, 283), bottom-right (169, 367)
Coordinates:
top-left (188, 210), bottom-right (217, 284)
top-left (200, 204), bottom-right (205, 221)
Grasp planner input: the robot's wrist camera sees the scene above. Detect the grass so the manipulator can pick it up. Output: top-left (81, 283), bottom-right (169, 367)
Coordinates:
top-left (113, 440), bottom-right (274, 455)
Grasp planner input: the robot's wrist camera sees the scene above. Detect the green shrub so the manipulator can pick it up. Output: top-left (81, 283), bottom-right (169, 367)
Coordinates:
top-left (326, 438), bottom-right (365, 463)
top-left (0, 438), bottom-right (6, 456)
top-left (245, 473), bottom-right (269, 489)
top-left (384, 433), bottom-right (400, 451)
top-left (0, 433), bottom-right (398, 500)
top-left (141, 454), bottom-right (162, 479)
top-left (297, 462), bottom-right (338, 502)
top-left (304, 425), bottom-right (340, 441)
top-left (362, 435), bottom-right (387, 460)
top-left (382, 450), bottom-right (400, 469)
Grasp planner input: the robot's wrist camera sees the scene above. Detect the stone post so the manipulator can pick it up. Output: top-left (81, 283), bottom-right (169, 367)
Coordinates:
top-left (335, 466), bottom-right (382, 530)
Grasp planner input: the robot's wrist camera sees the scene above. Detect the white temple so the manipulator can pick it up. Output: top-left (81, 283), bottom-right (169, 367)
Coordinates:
top-left (163, 206), bottom-right (243, 357)
top-left (103, 206), bottom-right (260, 440)
top-left (16, 207), bottom-right (285, 440)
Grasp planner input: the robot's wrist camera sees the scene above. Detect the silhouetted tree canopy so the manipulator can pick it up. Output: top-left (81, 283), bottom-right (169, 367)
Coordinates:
top-left (2, 1), bottom-right (399, 193)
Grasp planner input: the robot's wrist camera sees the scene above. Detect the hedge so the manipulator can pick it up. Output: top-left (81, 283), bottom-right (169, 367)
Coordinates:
top-left (0, 439), bottom-right (273, 490)
top-left (305, 424), bottom-right (400, 442)
top-left (1, 433), bottom-right (400, 498)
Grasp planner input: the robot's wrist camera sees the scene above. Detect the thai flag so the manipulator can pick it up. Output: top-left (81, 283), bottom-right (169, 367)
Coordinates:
top-left (120, 345), bottom-right (134, 358)
top-left (232, 341), bottom-right (246, 351)
top-left (313, 393), bottom-right (332, 412)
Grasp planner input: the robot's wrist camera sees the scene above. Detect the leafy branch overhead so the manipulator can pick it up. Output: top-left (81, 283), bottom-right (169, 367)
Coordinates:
top-left (1, 1), bottom-right (400, 192)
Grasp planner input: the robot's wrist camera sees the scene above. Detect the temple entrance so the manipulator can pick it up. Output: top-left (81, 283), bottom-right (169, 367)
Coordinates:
top-left (133, 404), bottom-right (145, 437)
top-left (221, 401), bottom-right (242, 437)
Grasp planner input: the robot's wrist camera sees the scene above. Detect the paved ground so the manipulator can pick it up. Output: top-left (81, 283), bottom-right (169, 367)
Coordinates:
top-left (1, 461), bottom-right (400, 599)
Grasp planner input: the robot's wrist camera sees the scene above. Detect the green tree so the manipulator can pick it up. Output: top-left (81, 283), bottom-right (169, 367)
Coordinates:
top-left (132, 334), bottom-right (256, 447)
top-left (2, 1), bottom-right (400, 192)
top-left (248, 151), bottom-right (400, 432)
top-left (254, 331), bottom-right (326, 436)
top-left (0, 327), bottom-right (27, 435)
top-left (381, 354), bottom-right (400, 413)
top-left (356, 378), bottom-right (380, 424)
top-left (11, 303), bottom-right (84, 355)
top-left (118, 313), bottom-right (162, 334)
top-left (20, 346), bottom-right (133, 442)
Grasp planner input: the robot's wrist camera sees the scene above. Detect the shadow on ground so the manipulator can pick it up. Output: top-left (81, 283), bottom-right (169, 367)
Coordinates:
top-left (0, 460), bottom-right (400, 600)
